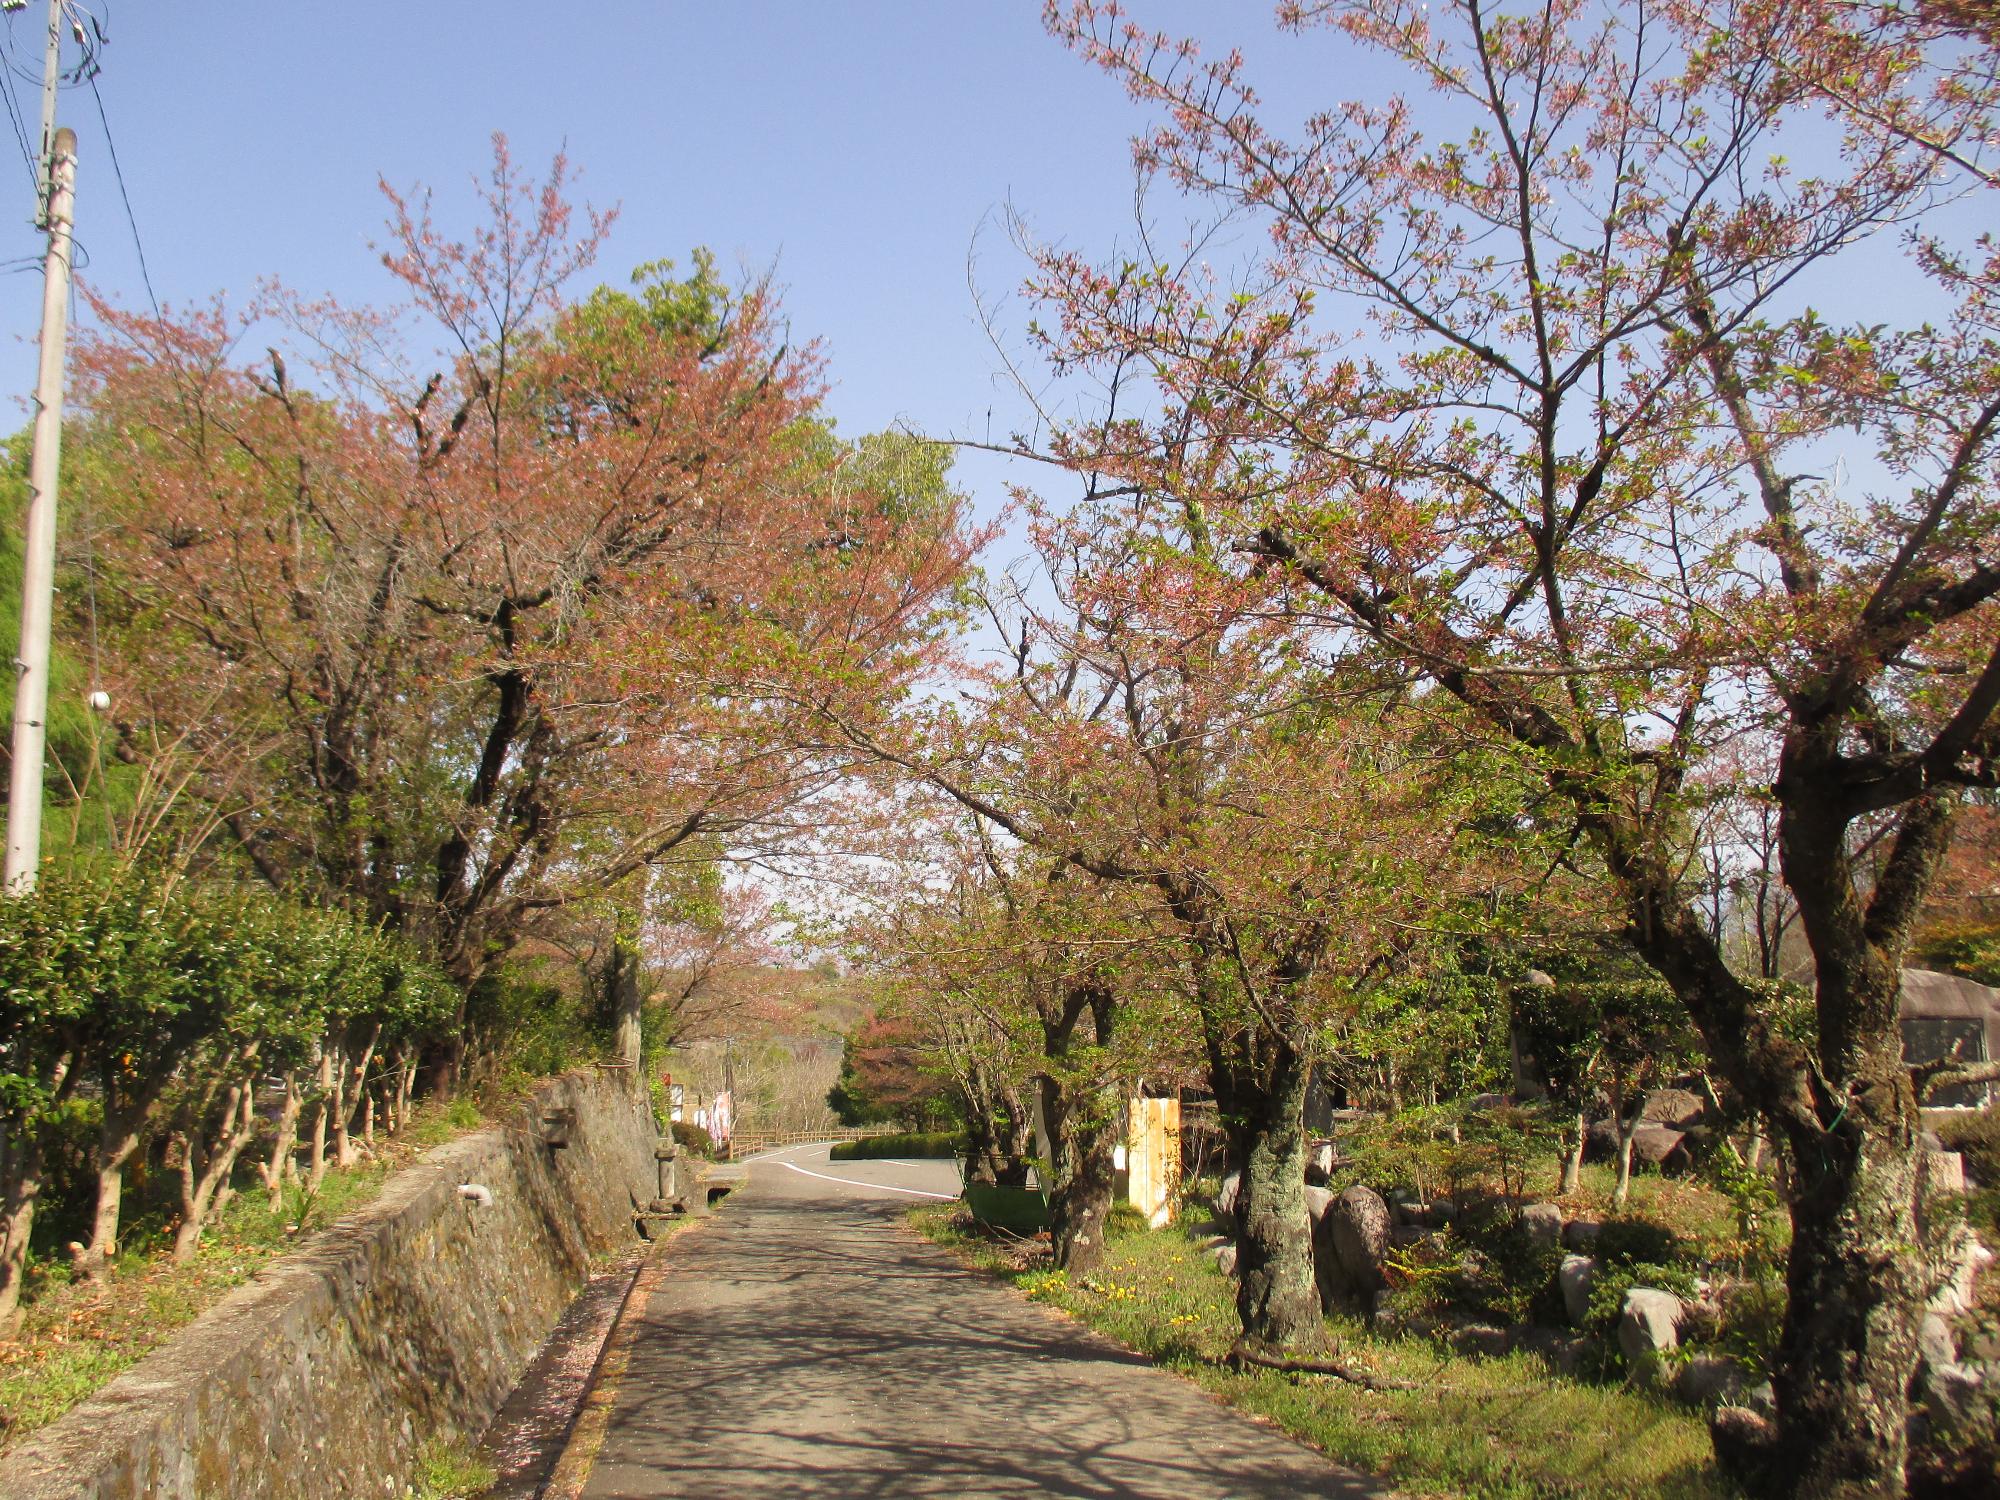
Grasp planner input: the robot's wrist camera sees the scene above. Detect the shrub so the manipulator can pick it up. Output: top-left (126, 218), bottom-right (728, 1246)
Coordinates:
top-left (1591, 1216), bottom-right (1682, 1269)
top-left (829, 1131), bottom-right (962, 1161)
top-left (1583, 1261), bottom-right (1701, 1334)
top-left (671, 1121), bottom-right (714, 1158)
top-left (1441, 1207), bottom-right (1566, 1326)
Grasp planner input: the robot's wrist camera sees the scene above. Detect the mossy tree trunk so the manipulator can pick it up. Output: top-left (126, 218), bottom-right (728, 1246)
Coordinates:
top-left (1208, 1018), bottom-right (1324, 1356)
top-left (1039, 980), bottom-right (1120, 1274)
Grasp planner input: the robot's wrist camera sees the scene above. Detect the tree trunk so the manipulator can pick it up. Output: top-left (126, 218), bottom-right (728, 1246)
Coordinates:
top-left (994, 1083), bottom-right (1034, 1188)
top-left (261, 1072), bottom-right (302, 1211)
top-left (1222, 1036), bottom-right (1325, 1356)
top-left (1560, 1111), bottom-right (1585, 1196)
top-left (173, 1065), bottom-right (259, 1262)
top-left (333, 1024), bottom-right (379, 1167)
top-left (609, 937), bottom-right (644, 1082)
top-left (1614, 1114), bottom-right (1637, 1210)
top-left (391, 1047), bottom-right (416, 1134)
top-left (73, 1102), bottom-right (151, 1279)
top-left (307, 1050), bottom-right (334, 1192)
top-left (1039, 1073), bottom-right (1118, 1273)
top-left (1713, 1090), bottom-right (1936, 1500)
top-left (0, 1120), bottom-right (45, 1338)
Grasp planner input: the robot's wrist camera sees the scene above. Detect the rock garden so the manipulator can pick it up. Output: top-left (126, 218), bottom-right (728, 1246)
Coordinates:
top-left (1191, 1091), bottom-right (2000, 1496)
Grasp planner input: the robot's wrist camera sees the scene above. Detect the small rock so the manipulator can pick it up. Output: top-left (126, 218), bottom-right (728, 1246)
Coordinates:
top-left (1430, 1196), bottom-right (1457, 1224)
top-left (1745, 1382), bottom-right (1777, 1419)
top-left (1675, 1353), bottom-right (1743, 1407)
top-left (1919, 1311), bottom-right (1958, 1369)
top-left (1451, 1323), bottom-right (1513, 1358)
top-left (1930, 1234), bottom-right (1995, 1318)
top-left (1919, 1361), bottom-right (1988, 1426)
top-left (1215, 1171), bottom-right (1242, 1227)
top-left (1303, 1184), bottom-right (1334, 1223)
top-left (1211, 1241), bottom-right (1239, 1278)
top-left (1924, 1150), bottom-right (1967, 1196)
top-left (1618, 1287), bottom-right (1684, 1383)
top-left (1305, 1141), bottom-right (1336, 1184)
top-left (1559, 1254), bottom-right (1598, 1327)
top-left (1519, 1202), bottom-right (1563, 1251)
top-left (1467, 1091), bottom-right (1509, 1113)
top-left (1562, 1218), bottom-right (1602, 1251)
top-left (1389, 1223), bottom-right (1434, 1250)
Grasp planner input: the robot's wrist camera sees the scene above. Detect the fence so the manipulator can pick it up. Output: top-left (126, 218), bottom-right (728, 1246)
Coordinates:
top-left (725, 1124), bottom-right (903, 1159)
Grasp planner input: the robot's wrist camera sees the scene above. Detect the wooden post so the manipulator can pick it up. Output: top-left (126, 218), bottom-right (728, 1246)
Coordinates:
top-left (1124, 1096), bottom-right (1180, 1228)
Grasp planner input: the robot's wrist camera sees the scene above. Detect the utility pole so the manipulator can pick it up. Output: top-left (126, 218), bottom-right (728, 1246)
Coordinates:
top-left (4, 0), bottom-right (78, 894)
top-left (722, 1035), bottom-right (737, 1161)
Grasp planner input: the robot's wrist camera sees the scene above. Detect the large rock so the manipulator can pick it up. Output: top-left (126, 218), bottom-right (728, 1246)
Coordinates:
top-left (1618, 1287), bottom-right (1685, 1383)
top-left (1583, 1119), bottom-right (1690, 1171)
top-left (1924, 1150), bottom-right (1966, 1196)
top-left (1318, 1183), bottom-right (1391, 1306)
top-left (1559, 1254), bottom-right (1598, 1326)
top-left (1675, 1353), bottom-right (1743, 1407)
top-left (1630, 1125), bottom-right (1690, 1169)
top-left (1519, 1202), bottom-right (1563, 1252)
top-left (1641, 1087), bottom-right (1705, 1130)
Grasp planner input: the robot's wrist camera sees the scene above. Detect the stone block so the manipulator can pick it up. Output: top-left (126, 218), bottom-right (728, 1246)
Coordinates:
top-left (1559, 1254), bottom-right (1598, 1327)
top-left (1618, 1287), bottom-right (1684, 1384)
top-left (1519, 1202), bottom-right (1563, 1251)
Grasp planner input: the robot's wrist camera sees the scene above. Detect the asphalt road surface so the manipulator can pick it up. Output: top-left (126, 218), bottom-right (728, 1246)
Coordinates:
top-left (577, 1141), bottom-right (1379, 1499)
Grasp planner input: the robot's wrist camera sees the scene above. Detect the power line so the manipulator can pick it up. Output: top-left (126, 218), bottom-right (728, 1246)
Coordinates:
top-left (0, 42), bottom-right (38, 202)
top-left (83, 64), bottom-right (152, 316)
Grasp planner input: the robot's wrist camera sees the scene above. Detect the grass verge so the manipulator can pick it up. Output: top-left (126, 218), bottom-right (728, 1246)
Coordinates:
top-left (412, 1436), bottom-right (497, 1499)
top-left (910, 1204), bottom-right (1735, 1500)
top-left (0, 1097), bottom-right (487, 1452)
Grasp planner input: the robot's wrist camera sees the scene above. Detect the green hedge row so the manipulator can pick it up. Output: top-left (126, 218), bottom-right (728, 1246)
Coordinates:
top-left (829, 1132), bottom-right (963, 1161)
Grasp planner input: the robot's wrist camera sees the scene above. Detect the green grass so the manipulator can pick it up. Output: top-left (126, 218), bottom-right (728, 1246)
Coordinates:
top-left (829, 1131), bottom-right (963, 1161)
top-left (411, 1437), bottom-right (497, 1499)
top-left (911, 1205), bottom-right (1736, 1500)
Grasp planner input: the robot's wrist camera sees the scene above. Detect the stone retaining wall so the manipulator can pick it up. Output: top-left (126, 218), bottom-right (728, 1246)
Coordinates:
top-left (0, 1067), bottom-right (658, 1500)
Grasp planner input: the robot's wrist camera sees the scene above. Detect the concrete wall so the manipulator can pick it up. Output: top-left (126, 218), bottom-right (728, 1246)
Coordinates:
top-left (0, 1068), bottom-right (658, 1500)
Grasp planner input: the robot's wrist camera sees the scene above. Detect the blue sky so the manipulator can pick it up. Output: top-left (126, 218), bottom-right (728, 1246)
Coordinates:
top-left (0, 2), bottom-right (1334, 536)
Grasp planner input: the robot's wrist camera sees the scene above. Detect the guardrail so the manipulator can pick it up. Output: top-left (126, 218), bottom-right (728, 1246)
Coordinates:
top-left (724, 1125), bottom-right (903, 1159)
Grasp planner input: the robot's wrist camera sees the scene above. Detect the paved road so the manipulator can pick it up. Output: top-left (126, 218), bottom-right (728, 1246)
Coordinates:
top-left (578, 1142), bottom-right (1378, 1499)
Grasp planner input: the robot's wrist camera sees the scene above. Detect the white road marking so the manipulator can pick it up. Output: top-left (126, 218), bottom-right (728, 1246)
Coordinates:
top-left (778, 1158), bottom-right (959, 1199)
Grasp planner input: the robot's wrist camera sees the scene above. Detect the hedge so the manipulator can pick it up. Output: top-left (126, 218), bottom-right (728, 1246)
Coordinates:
top-left (829, 1132), bottom-right (964, 1161)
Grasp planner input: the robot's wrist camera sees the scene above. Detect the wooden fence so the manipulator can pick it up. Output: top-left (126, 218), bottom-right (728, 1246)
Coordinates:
top-left (724, 1124), bottom-right (904, 1159)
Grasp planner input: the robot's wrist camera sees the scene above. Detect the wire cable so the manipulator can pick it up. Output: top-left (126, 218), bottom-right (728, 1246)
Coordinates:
top-left (0, 38), bottom-right (40, 202)
top-left (83, 64), bottom-right (154, 316)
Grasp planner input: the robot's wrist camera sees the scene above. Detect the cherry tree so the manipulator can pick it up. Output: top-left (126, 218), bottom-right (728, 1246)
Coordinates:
top-left (1033, 1), bottom-right (2000, 1488)
top-left (69, 140), bottom-right (979, 1083)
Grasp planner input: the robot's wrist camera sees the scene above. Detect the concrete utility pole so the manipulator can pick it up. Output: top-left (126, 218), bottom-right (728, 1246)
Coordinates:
top-left (4, 109), bottom-right (78, 893)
